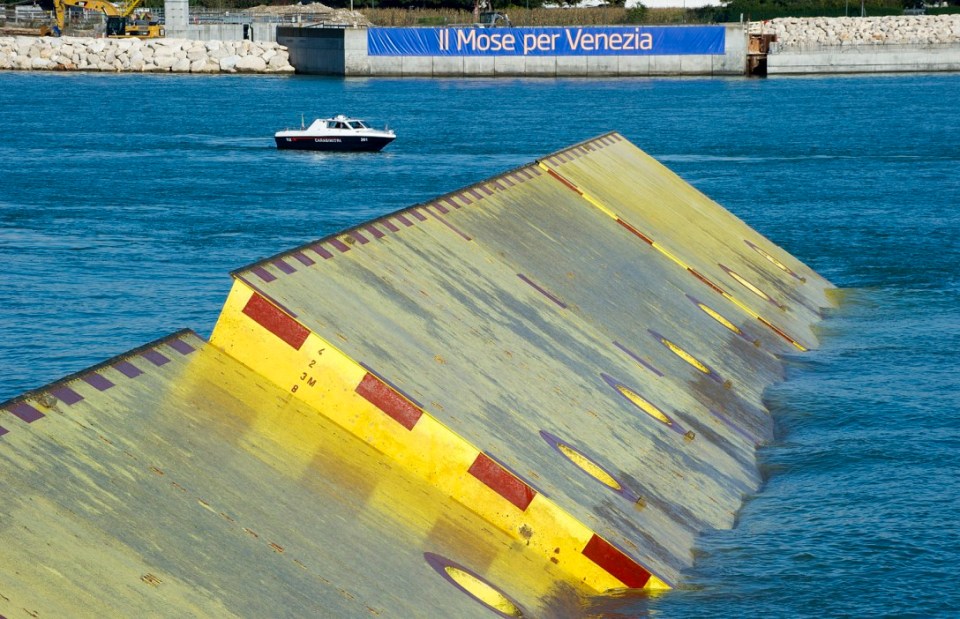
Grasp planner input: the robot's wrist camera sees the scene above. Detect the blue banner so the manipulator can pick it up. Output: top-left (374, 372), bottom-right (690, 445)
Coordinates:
top-left (368, 26), bottom-right (725, 57)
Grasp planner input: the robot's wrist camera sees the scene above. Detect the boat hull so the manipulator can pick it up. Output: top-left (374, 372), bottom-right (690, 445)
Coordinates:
top-left (275, 135), bottom-right (395, 152)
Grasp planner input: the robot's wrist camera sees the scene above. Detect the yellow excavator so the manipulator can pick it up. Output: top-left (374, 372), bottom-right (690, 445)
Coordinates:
top-left (39, 0), bottom-right (164, 38)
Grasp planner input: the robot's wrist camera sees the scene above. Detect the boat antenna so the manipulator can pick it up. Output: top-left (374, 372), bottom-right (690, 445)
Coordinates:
top-left (301, 113), bottom-right (305, 130)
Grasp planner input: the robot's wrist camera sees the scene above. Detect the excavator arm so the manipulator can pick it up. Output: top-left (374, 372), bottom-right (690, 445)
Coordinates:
top-left (41, 0), bottom-right (145, 35)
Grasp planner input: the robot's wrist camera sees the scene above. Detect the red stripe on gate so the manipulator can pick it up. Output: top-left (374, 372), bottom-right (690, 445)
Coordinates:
top-left (581, 534), bottom-right (652, 589)
top-left (242, 293), bottom-right (309, 350)
top-left (687, 268), bottom-right (727, 296)
top-left (758, 316), bottom-right (804, 348)
top-left (468, 453), bottom-right (536, 511)
top-left (355, 373), bottom-right (422, 430)
top-left (616, 219), bottom-right (654, 245)
top-left (546, 169), bottom-right (583, 195)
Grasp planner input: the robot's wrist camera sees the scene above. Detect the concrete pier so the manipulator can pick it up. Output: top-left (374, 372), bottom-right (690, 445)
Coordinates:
top-left (278, 24), bottom-right (748, 77)
top-left (5, 16), bottom-right (960, 76)
top-left (765, 15), bottom-right (960, 74)
top-left (279, 19), bottom-right (960, 77)
top-left (768, 42), bottom-right (960, 74)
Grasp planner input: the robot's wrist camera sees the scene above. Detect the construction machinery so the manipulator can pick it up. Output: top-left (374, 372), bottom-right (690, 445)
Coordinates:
top-left (38, 0), bottom-right (164, 38)
top-left (472, 0), bottom-right (511, 27)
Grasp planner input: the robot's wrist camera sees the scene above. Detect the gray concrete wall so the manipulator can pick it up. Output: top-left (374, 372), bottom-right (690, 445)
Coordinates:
top-left (343, 27), bottom-right (369, 75)
top-left (715, 23), bottom-right (747, 74)
top-left (163, 0), bottom-right (276, 42)
top-left (285, 25), bottom-right (748, 77)
top-left (166, 24), bottom-right (277, 43)
top-left (164, 0), bottom-right (188, 31)
top-left (768, 44), bottom-right (960, 74)
top-left (279, 26), bottom-right (346, 74)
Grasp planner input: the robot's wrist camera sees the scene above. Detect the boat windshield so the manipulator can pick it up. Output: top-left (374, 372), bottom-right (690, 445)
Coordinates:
top-left (349, 121), bottom-right (367, 129)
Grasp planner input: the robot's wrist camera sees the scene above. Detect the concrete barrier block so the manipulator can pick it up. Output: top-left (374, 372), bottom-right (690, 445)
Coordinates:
top-left (556, 55), bottom-right (588, 76)
top-left (586, 55), bottom-right (620, 76)
top-left (523, 56), bottom-right (557, 77)
top-left (618, 55), bottom-right (651, 76)
top-left (680, 54), bottom-right (713, 75)
top-left (463, 56), bottom-right (495, 76)
top-left (432, 55), bottom-right (465, 76)
top-left (343, 51), bottom-right (370, 75)
top-left (713, 51), bottom-right (744, 75)
top-left (401, 56), bottom-right (434, 76)
top-left (649, 54), bottom-right (682, 75)
top-left (494, 56), bottom-right (526, 76)
top-left (369, 56), bottom-right (402, 76)
top-left (768, 48), bottom-right (960, 74)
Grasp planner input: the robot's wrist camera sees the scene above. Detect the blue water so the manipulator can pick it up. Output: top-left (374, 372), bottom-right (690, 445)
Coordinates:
top-left (1, 71), bottom-right (958, 617)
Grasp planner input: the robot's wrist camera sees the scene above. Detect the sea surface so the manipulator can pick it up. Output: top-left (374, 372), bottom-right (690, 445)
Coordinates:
top-left (1, 71), bottom-right (958, 618)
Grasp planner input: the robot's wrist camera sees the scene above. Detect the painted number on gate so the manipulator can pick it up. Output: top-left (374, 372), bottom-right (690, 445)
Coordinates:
top-left (291, 349), bottom-right (325, 393)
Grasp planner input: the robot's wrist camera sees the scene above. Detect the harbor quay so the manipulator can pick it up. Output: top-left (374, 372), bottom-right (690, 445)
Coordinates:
top-left (1, 15), bottom-right (959, 76)
top-left (763, 15), bottom-right (960, 74)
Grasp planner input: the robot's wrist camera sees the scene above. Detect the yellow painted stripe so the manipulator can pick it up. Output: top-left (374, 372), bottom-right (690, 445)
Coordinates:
top-left (556, 442), bottom-right (622, 492)
top-left (615, 384), bottom-right (672, 427)
top-left (209, 280), bottom-right (666, 592)
top-left (726, 269), bottom-right (773, 303)
top-left (445, 567), bottom-right (523, 617)
top-left (660, 338), bottom-right (711, 375)
top-left (698, 302), bottom-right (742, 335)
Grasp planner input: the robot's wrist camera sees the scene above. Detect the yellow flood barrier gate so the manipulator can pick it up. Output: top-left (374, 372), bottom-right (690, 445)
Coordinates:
top-left (1, 133), bottom-right (833, 617)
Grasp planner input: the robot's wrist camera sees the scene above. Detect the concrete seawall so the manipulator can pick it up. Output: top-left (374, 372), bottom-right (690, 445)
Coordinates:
top-left (768, 42), bottom-right (960, 74)
top-left (4, 16), bottom-right (960, 76)
top-left (0, 35), bottom-right (295, 73)
top-left (764, 15), bottom-right (960, 74)
top-left (278, 24), bottom-right (748, 77)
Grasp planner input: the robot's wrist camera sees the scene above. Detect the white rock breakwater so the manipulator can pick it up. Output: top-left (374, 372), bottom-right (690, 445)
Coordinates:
top-left (763, 15), bottom-right (960, 49)
top-left (0, 36), bottom-right (295, 73)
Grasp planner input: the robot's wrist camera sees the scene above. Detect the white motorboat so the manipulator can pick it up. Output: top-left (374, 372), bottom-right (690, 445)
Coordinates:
top-left (275, 114), bottom-right (396, 152)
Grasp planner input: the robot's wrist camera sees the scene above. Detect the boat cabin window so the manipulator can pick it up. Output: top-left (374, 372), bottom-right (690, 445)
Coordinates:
top-left (328, 121), bottom-right (349, 129)
top-left (349, 121), bottom-right (367, 129)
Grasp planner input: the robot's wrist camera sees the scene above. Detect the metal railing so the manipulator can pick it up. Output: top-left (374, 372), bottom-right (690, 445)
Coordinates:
top-left (771, 40), bottom-right (960, 53)
top-left (0, 7), bottom-right (355, 28)
top-left (185, 9), bottom-right (356, 25)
